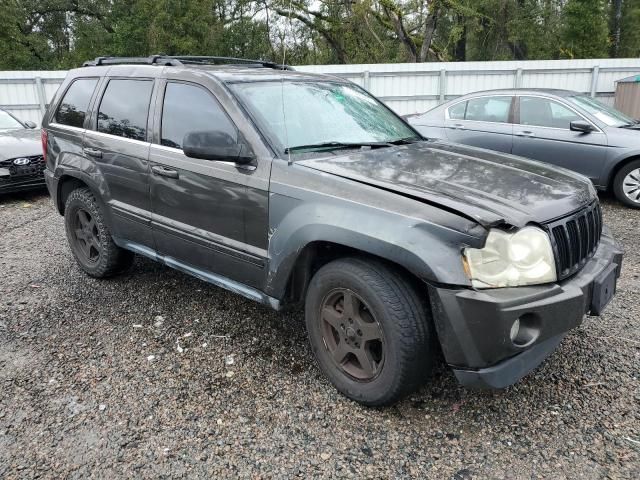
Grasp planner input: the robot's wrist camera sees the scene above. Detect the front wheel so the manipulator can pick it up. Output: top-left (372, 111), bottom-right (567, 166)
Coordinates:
top-left (305, 257), bottom-right (435, 406)
top-left (613, 159), bottom-right (640, 208)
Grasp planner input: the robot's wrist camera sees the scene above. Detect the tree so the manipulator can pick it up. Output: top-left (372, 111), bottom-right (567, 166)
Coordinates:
top-left (618, 0), bottom-right (640, 57)
top-left (560, 0), bottom-right (609, 58)
top-left (0, 0), bottom-right (636, 70)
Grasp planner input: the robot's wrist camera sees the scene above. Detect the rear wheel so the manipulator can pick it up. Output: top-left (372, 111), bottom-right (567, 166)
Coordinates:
top-left (64, 187), bottom-right (133, 277)
top-left (305, 257), bottom-right (435, 406)
top-left (613, 159), bottom-right (640, 209)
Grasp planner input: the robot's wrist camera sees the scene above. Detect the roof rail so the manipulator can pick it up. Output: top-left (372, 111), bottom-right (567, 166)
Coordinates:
top-left (82, 55), bottom-right (182, 67)
top-left (167, 56), bottom-right (293, 70)
top-left (82, 55), bottom-right (293, 70)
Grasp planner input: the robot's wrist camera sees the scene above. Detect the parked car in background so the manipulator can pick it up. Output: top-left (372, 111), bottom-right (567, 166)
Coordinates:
top-left (0, 108), bottom-right (45, 194)
top-left (406, 89), bottom-right (640, 208)
top-left (43, 57), bottom-right (622, 406)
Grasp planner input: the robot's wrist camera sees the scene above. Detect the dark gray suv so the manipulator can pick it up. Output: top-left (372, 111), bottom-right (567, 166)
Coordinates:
top-left (43, 56), bottom-right (623, 406)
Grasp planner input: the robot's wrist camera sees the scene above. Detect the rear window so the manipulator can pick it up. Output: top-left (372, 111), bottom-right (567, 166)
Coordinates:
top-left (55, 78), bottom-right (99, 128)
top-left (97, 79), bottom-right (153, 141)
top-left (465, 97), bottom-right (511, 123)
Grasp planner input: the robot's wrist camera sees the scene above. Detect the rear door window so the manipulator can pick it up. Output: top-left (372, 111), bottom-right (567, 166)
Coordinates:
top-left (55, 78), bottom-right (99, 128)
top-left (465, 96), bottom-right (512, 123)
top-left (160, 82), bottom-right (237, 150)
top-left (97, 79), bottom-right (154, 141)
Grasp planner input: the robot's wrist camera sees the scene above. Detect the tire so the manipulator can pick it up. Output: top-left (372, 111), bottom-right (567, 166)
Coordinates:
top-left (613, 159), bottom-right (640, 209)
top-left (64, 187), bottom-right (133, 277)
top-left (305, 257), bottom-right (436, 406)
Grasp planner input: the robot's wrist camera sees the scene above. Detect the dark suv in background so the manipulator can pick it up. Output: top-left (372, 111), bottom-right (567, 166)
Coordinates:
top-left (42, 56), bottom-right (623, 406)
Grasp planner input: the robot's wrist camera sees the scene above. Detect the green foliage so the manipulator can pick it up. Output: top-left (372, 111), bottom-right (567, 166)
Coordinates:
top-left (619, 0), bottom-right (640, 56)
top-left (0, 0), bottom-right (636, 69)
top-left (560, 0), bottom-right (610, 58)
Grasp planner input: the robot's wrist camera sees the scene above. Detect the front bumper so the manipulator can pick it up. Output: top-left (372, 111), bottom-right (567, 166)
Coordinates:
top-left (0, 157), bottom-right (46, 194)
top-left (0, 172), bottom-right (46, 194)
top-left (429, 231), bottom-right (623, 389)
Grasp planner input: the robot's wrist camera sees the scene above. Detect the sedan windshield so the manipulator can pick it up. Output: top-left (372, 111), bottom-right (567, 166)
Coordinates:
top-left (567, 95), bottom-right (636, 127)
top-left (230, 81), bottom-right (418, 154)
top-left (0, 110), bottom-right (24, 130)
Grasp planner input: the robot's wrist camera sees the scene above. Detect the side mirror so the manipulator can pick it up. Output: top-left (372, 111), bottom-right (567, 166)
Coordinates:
top-left (24, 120), bottom-right (37, 129)
top-left (570, 120), bottom-right (594, 133)
top-left (182, 130), bottom-right (255, 165)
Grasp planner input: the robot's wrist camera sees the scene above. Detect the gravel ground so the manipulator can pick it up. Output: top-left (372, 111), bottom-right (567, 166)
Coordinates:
top-left (0, 189), bottom-right (638, 479)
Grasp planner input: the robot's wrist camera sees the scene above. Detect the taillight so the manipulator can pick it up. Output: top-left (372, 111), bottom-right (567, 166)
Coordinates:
top-left (41, 128), bottom-right (48, 164)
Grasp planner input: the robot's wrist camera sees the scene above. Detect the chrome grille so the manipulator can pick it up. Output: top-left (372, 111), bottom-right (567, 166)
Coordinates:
top-left (546, 201), bottom-right (602, 280)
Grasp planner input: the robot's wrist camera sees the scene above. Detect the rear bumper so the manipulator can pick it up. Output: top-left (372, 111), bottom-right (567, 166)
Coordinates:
top-left (429, 231), bottom-right (623, 389)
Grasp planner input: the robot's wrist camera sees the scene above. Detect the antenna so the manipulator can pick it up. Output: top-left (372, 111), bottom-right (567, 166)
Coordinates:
top-left (281, 0), bottom-right (294, 165)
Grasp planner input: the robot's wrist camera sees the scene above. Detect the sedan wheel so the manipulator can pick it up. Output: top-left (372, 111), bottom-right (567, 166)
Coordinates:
top-left (613, 159), bottom-right (640, 208)
top-left (622, 168), bottom-right (640, 204)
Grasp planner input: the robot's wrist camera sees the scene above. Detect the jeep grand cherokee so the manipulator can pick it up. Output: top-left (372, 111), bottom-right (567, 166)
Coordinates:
top-left (42, 55), bottom-right (623, 406)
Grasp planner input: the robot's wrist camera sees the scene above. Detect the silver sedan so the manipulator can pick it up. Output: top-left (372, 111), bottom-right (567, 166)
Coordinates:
top-left (406, 89), bottom-right (640, 208)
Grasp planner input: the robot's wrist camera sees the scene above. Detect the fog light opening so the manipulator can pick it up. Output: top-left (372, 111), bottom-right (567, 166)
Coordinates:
top-left (510, 313), bottom-right (540, 347)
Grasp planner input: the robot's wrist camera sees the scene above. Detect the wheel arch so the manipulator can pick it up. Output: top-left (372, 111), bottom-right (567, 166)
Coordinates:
top-left (607, 154), bottom-right (640, 190)
top-left (55, 172), bottom-right (114, 231)
top-left (274, 239), bottom-right (433, 306)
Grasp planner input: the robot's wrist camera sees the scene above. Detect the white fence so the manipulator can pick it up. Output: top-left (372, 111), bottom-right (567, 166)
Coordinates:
top-left (298, 58), bottom-right (640, 115)
top-left (0, 71), bottom-right (67, 126)
top-left (2, 58), bottom-right (640, 125)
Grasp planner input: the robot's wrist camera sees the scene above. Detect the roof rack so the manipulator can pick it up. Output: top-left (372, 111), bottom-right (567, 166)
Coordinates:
top-left (82, 54), bottom-right (293, 70)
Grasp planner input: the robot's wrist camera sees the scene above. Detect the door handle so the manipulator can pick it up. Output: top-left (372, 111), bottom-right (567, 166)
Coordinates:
top-left (152, 165), bottom-right (179, 179)
top-left (452, 123), bottom-right (466, 130)
top-left (83, 147), bottom-right (102, 158)
top-left (515, 130), bottom-right (535, 137)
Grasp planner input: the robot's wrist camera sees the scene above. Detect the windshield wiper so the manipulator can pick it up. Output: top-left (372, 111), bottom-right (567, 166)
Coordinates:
top-left (284, 141), bottom-right (393, 154)
top-left (389, 136), bottom-right (422, 144)
top-left (284, 136), bottom-right (423, 154)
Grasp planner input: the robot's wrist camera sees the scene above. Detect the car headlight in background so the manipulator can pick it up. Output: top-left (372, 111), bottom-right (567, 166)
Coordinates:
top-left (463, 226), bottom-right (557, 288)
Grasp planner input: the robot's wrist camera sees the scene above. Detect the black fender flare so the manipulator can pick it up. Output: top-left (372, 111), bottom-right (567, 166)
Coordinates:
top-left (54, 167), bottom-right (115, 231)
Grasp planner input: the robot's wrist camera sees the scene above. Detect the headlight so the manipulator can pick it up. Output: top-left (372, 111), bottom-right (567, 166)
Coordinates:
top-left (463, 226), bottom-right (557, 288)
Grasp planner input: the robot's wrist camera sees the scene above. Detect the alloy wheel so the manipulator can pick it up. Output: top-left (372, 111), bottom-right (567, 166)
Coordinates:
top-left (72, 208), bottom-right (100, 263)
top-left (623, 168), bottom-right (640, 204)
top-left (319, 289), bottom-right (385, 381)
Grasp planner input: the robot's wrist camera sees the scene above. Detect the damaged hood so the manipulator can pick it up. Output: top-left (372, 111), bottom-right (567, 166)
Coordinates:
top-left (297, 140), bottom-right (596, 228)
top-left (0, 128), bottom-right (41, 162)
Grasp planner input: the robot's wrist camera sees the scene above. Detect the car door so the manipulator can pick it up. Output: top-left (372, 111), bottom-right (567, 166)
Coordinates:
top-left (511, 95), bottom-right (608, 183)
top-left (443, 95), bottom-right (514, 154)
top-left (148, 79), bottom-right (269, 290)
top-left (83, 77), bottom-right (155, 247)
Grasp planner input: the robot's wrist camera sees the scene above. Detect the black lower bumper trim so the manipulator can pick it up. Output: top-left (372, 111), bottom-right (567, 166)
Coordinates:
top-left (0, 178), bottom-right (46, 194)
top-left (452, 333), bottom-right (565, 389)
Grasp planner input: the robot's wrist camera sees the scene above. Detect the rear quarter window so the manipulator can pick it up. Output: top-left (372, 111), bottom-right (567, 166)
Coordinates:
top-left (55, 78), bottom-right (99, 128)
top-left (448, 101), bottom-right (467, 120)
